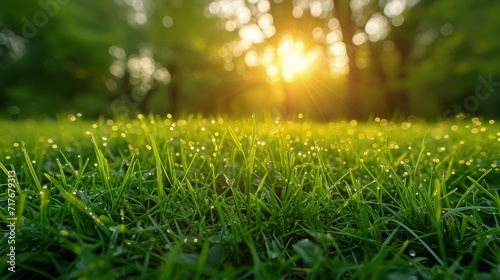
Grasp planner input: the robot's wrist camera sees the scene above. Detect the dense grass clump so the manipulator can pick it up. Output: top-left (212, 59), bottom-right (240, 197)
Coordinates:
top-left (0, 114), bottom-right (499, 279)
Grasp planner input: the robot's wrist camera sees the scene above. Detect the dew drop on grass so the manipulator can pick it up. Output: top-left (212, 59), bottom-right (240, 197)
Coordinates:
top-left (409, 250), bottom-right (416, 257)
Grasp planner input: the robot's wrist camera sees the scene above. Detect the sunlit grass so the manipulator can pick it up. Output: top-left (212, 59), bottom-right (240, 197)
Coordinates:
top-left (0, 114), bottom-right (499, 279)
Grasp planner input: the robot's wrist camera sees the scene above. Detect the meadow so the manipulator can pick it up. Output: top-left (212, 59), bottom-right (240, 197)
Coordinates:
top-left (0, 114), bottom-right (499, 279)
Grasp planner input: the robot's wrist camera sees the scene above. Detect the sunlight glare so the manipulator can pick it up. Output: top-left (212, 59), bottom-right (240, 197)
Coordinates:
top-left (266, 64), bottom-right (279, 77)
top-left (365, 13), bottom-right (389, 42)
top-left (282, 52), bottom-right (308, 82)
top-left (276, 36), bottom-right (313, 82)
top-left (239, 24), bottom-right (265, 44)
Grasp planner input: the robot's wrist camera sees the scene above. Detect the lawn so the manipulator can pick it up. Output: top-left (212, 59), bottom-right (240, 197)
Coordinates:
top-left (0, 114), bottom-right (499, 279)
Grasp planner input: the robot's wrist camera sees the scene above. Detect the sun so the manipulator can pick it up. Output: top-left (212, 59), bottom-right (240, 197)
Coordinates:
top-left (265, 36), bottom-right (316, 83)
top-left (278, 37), bottom-right (309, 82)
top-left (281, 51), bottom-right (308, 82)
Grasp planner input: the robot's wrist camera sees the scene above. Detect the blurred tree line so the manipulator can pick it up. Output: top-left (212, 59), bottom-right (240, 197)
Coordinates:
top-left (0, 0), bottom-right (499, 120)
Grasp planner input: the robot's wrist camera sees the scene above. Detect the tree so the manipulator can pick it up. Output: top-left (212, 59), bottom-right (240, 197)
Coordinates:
top-left (0, 1), bottom-right (130, 118)
top-left (108, 0), bottom-right (228, 117)
top-left (403, 0), bottom-right (500, 118)
top-left (207, 0), bottom-right (421, 119)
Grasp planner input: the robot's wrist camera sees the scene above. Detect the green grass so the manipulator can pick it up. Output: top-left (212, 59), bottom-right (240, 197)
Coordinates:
top-left (0, 114), bottom-right (499, 279)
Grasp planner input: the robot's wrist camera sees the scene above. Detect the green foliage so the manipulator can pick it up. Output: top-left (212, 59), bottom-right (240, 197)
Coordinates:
top-left (1, 0), bottom-right (499, 119)
top-left (0, 1), bottom-right (128, 118)
top-left (404, 0), bottom-right (500, 118)
top-left (0, 115), bottom-right (499, 278)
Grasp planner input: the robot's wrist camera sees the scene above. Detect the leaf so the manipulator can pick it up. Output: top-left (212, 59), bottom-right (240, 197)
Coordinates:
top-left (206, 245), bottom-right (226, 267)
top-left (177, 253), bottom-right (200, 265)
top-left (293, 239), bottom-right (323, 265)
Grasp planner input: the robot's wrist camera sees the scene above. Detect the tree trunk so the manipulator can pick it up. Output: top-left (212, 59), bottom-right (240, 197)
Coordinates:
top-left (168, 64), bottom-right (180, 117)
top-left (282, 81), bottom-right (292, 117)
top-left (333, 0), bottom-right (363, 119)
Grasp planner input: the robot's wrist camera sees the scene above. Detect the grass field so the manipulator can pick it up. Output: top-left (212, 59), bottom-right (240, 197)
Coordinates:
top-left (0, 114), bottom-right (499, 279)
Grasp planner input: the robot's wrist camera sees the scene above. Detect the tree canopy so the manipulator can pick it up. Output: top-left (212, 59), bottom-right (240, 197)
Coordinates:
top-left (0, 0), bottom-right (499, 120)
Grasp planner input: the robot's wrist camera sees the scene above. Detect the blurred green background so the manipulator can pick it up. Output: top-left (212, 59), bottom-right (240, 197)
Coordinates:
top-left (1, 0), bottom-right (499, 120)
